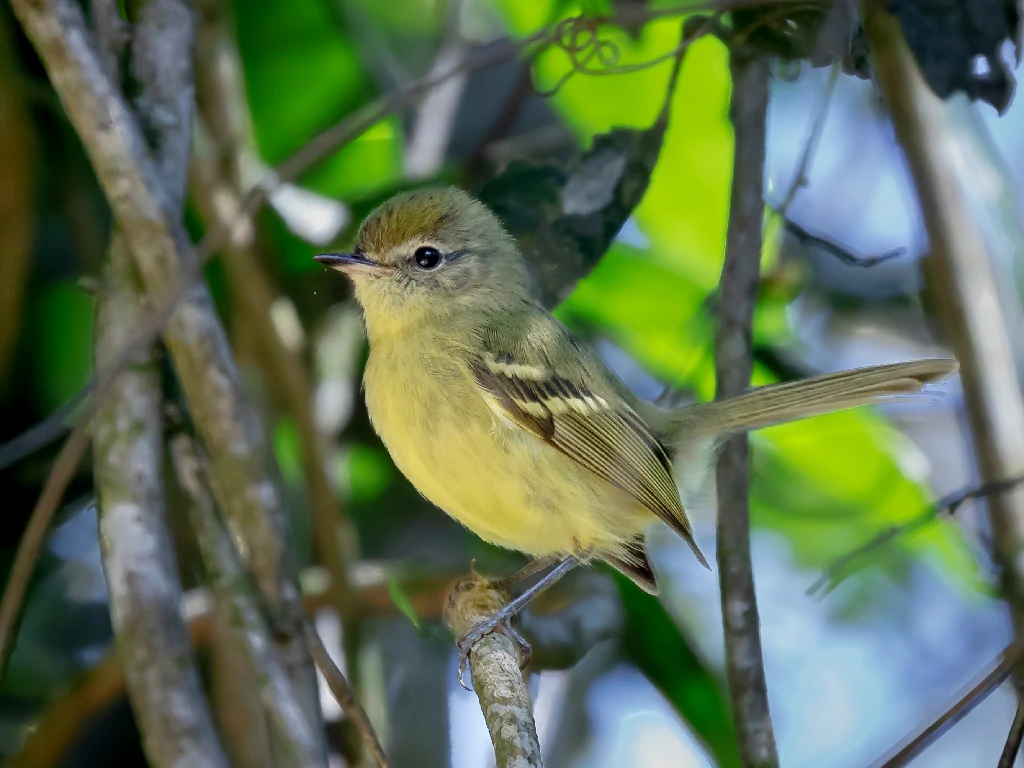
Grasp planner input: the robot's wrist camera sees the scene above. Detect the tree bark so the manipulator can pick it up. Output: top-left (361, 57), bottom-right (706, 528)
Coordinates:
top-left (714, 39), bottom-right (779, 768)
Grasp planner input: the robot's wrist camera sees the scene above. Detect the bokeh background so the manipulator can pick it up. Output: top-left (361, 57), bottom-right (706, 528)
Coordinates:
top-left (1, 0), bottom-right (1023, 766)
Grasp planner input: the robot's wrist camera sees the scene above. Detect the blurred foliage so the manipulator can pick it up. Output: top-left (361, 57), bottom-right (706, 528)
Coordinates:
top-left (31, 282), bottom-right (94, 415)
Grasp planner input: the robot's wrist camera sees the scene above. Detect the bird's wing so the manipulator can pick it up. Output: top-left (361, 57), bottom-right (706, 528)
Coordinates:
top-left (470, 313), bottom-right (707, 568)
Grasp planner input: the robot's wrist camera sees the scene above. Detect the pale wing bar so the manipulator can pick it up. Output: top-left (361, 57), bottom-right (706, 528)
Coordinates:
top-left (471, 352), bottom-right (708, 569)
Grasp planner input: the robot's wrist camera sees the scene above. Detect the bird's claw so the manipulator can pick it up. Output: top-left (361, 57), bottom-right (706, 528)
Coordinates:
top-left (456, 616), bottom-right (532, 692)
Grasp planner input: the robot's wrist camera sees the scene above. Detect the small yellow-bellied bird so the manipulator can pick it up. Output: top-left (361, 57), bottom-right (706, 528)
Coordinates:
top-left (315, 186), bottom-right (956, 648)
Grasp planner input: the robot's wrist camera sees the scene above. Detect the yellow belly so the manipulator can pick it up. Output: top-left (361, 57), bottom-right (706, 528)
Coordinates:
top-left (363, 341), bottom-right (646, 557)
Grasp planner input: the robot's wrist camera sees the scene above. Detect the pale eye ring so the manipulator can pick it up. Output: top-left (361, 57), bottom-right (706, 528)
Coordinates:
top-left (414, 246), bottom-right (442, 270)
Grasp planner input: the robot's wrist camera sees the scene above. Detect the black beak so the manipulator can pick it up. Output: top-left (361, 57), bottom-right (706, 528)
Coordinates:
top-left (314, 251), bottom-right (387, 275)
top-left (314, 252), bottom-right (371, 267)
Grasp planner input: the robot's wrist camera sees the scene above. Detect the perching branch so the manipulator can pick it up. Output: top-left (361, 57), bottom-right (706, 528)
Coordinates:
top-left (714, 20), bottom-right (779, 768)
top-left (444, 574), bottom-right (543, 768)
top-left (169, 433), bottom-right (327, 768)
top-left (861, 3), bottom-right (1024, 633)
top-left (6, 0), bottom-right (323, 734)
top-left (90, 1), bottom-right (227, 766)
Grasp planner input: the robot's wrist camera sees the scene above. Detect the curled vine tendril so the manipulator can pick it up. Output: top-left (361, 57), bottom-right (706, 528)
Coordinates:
top-left (525, 3), bottom-right (827, 99)
top-left (529, 13), bottom-right (721, 98)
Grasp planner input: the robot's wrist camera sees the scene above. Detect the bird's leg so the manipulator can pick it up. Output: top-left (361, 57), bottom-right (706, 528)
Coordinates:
top-left (457, 553), bottom-right (585, 690)
top-left (491, 555), bottom-right (560, 591)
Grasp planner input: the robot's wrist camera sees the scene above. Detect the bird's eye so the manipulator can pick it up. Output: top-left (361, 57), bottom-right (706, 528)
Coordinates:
top-left (414, 246), bottom-right (442, 270)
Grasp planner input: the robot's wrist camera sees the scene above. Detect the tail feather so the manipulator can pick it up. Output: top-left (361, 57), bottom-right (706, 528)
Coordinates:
top-left (668, 358), bottom-right (958, 438)
top-left (646, 358), bottom-right (957, 553)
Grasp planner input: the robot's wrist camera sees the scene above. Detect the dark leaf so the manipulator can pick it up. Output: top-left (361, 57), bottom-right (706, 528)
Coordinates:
top-left (477, 123), bottom-right (666, 309)
top-left (848, 0), bottom-right (1023, 113)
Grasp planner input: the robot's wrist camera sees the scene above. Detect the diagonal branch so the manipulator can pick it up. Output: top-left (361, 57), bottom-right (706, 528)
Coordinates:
top-left (90, 1), bottom-right (227, 766)
top-left (170, 433), bottom-right (325, 767)
top-left (713, 22), bottom-right (779, 768)
top-left (809, 477), bottom-right (1024, 596)
top-left (305, 622), bottom-right (389, 768)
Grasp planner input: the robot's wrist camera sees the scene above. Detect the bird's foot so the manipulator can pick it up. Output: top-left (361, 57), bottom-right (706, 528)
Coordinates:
top-left (456, 615), bottom-right (531, 691)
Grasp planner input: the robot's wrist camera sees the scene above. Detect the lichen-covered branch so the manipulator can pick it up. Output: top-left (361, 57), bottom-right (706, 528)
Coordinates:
top-left (713, 28), bottom-right (779, 768)
top-left (444, 574), bottom-right (543, 768)
top-left (90, 2), bottom-right (227, 766)
top-left (95, 237), bottom-right (228, 768)
top-left (170, 434), bottom-right (326, 768)
top-left (9, 0), bottom-right (322, 732)
top-left (861, 3), bottom-right (1024, 631)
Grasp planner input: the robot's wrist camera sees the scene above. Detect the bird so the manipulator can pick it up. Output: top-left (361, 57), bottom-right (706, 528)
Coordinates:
top-left (315, 186), bottom-right (957, 668)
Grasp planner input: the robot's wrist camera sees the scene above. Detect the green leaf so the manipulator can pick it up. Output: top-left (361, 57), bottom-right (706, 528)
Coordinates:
top-left (338, 443), bottom-right (395, 504)
top-left (272, 418), bottom-right (303, 485)
top-left (234, 0), bottom-right (403, 202)
top-left (32, 281), bottom-right (94, 413)
top-left (388, 578), bottom-right (423, 632)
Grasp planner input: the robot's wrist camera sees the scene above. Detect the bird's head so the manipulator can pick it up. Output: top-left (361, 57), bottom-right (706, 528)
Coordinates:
top-left (315, 187), bottom-right (531, 339)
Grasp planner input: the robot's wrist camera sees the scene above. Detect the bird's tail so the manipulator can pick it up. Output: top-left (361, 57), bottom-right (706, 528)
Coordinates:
top-left (668, 358), bottom-right (959, 438)
top-left (652, 358), bottom-right (958, 502)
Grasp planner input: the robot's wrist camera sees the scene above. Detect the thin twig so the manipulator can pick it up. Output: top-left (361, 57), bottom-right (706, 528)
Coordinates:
top-left (809, 477), bottom-right (1024, 596)
top-left (868, 638), bottom-right (1024, 768)
top-left (780, 214), bottom-right (904, 267)
top-left (999, 699), bottom-right (1024, 768)
top-left (714, 23), bottom-right (779, 768)
top-left (304, 622), bottom-right (389, 768)
top-left (10, 564), bottom-right (457, 768)
top-left (444, 573), bottom-right (543, 768)
top-left (776, 59), bottom-right (839, 217)
top-left (0, 385), bottom-right (89, 471)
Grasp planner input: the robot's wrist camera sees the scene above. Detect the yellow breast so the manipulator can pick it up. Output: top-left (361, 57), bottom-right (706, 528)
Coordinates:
top-left (362, 337), bottom-right (643, 557)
